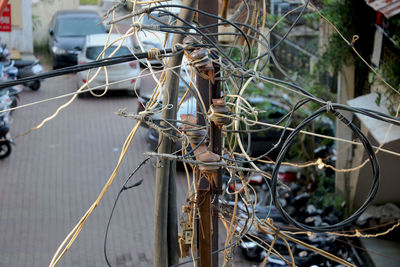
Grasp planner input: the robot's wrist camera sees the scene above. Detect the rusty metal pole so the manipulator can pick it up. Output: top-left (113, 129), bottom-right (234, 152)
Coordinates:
top-left (197, 1), bottom-right (221, 267)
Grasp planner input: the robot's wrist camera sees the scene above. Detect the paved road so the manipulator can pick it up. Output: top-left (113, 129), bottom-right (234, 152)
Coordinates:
top-left (0, 72), bottom-right (184, 266)
top-left (0, 71), bottom-right (250, 266)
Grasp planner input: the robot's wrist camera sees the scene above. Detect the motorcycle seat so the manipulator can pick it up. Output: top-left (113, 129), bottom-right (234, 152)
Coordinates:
top-left (14, 59), bottom-right (39, 67)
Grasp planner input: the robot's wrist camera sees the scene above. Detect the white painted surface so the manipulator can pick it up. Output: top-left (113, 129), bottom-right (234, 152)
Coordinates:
top-left (347, 92), bottom-right (400, 144)
top-left (0, 0), bottom-right (33, 53)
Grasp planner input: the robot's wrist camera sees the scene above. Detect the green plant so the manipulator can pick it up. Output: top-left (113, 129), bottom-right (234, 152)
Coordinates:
top-left (311, 173), bottom-right (345, 212)
top-left (80, 0), bottom-right (98, 5)
top-left (372, 59), bottom-right (400, 115)
top-left (389, 17), bottom-right (400, 48)
top-left (32, 15), bottom-right (41, 32)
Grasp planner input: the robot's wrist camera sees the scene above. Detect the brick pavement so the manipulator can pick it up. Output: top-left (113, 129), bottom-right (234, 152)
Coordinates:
top-left (0, 73), bottom-right (183, 266)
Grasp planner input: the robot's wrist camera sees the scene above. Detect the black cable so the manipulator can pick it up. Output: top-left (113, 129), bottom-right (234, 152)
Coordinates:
top-left (103, 157), bottom-right (151, 266)
top-left (223, 98), bottom-right (312, 134)
top-left (221, 98), bottom-right (312, 164)
top-left (148, 5), bottom-right (252, 65)
top-left (270, 104), bottom-right (380, 232)
top-left (0, 47), bottom-right (181, 90)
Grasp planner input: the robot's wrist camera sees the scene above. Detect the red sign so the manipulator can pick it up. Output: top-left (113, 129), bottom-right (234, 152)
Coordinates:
top-left (0, 4), bottom-right (11, 32)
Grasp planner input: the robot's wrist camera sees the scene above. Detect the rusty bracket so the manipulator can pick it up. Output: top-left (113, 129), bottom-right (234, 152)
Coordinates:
top-left (197, 150), bottom-right (220, 173)
top-left (185, 47), bottom-right (215, 84)
top-left (209, 98), bottom-right (230, 128)
top-left (180, 114), bottom-right (221, 174)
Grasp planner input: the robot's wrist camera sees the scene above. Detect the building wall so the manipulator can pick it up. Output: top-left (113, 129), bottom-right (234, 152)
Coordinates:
top-left (32, 0), bottom-right (80, 45)
top-left (353, 135), bottom-right (400, 208)
top-left (0, 0), bottom-right (33, 53)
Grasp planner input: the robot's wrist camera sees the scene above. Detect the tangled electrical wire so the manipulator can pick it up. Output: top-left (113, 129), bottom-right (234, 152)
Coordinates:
top-left (6, 0), bottom-right (399, 266)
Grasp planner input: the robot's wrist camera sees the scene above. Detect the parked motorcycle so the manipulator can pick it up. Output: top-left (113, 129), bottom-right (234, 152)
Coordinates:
top-left (14, 59), bottom-right (44, 90)
top-left (0, 44), bottom-right (44, 90)
top-left (1, 63), bottom-right (23, 111)
top-left (0, 45), bottom-right (23, 159)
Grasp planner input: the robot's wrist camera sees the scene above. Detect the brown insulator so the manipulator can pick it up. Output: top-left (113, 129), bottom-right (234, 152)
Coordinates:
top-left (209, 98), bottom-right (230, 127)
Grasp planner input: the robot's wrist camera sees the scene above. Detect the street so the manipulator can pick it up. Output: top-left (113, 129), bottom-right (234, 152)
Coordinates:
top-left (0, 72), bottom-right (189, 266)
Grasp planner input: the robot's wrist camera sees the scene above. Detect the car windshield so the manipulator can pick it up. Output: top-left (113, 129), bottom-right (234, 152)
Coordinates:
top-left (56, 17), bottom-right (105, 37)
top-left (142, 13), bottom-right (176, 26)
top-left (86, 46), bottom-right (131, 60)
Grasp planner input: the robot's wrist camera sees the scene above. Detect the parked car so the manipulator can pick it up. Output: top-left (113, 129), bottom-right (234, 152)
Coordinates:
top-left (48, 10), bottom-right (108, 69)
top-left (77, 34), bottom-right (141, 97)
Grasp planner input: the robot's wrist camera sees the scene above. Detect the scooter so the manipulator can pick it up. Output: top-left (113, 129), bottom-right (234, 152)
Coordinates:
top-left (14, 59), bottom-right (44, 90)
top-left (0, 43), bottom-right (43, 91)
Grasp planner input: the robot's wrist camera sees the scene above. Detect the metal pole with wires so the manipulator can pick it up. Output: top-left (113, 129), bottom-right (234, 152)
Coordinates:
top-left (196, 1), bottom-right (221, 266)
top-left (153, 1), bottom-right (198, 267)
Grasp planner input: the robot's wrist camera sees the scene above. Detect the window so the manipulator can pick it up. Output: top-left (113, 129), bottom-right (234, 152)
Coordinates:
top-left (55, 17), bottom-right (105, 37)
top-left (86, 46), bottom-right (131, 60)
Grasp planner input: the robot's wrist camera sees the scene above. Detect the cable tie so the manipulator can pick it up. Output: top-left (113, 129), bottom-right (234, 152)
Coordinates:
top-left (326, 101), bottom-right (334, 113)
top-left (147, 48), bottom-right (161, 60)
top-left (122, 179), bottom-right (143, 191)
top-left (131, 22), bottom-right (143, 31)
top-left (131, 23), bottom-right (161, 31)
top-left (132, 7), bottom-right (150, 16)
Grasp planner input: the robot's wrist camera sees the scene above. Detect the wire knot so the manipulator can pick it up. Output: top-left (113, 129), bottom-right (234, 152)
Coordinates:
top-left (350, 35), bottom-right (359, 47)
top-left (326, 101), bottom-right (334, 113)
top-left (131, 22), bottom-right (142, 31)
top-left (147, 48), bottom-right (161, 59)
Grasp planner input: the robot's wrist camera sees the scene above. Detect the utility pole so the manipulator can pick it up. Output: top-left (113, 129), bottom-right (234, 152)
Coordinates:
top-left (196, 1), bottom-right (221, 267)
top-left (153, 1), bottom-right (198, 267)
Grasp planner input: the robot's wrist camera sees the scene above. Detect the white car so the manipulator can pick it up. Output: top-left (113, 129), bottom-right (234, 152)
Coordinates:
top-left (77, 33), bottom-right (141, 96)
